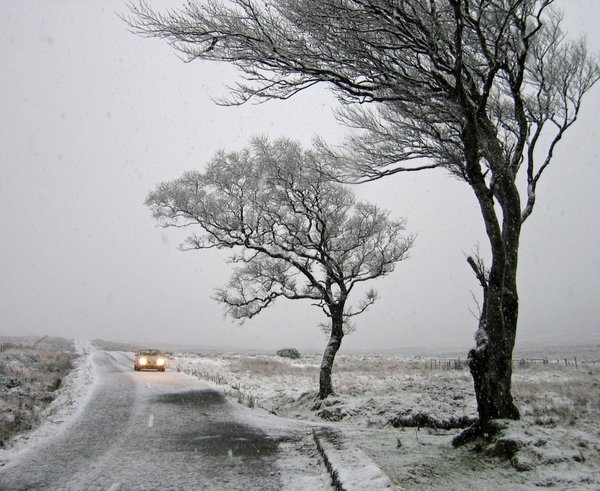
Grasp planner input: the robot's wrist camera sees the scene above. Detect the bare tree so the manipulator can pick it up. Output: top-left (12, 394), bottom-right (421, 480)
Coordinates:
top-left (146, 138), bottom-right (413, 398)
top-left (127, 0), bottom-right (600, 430)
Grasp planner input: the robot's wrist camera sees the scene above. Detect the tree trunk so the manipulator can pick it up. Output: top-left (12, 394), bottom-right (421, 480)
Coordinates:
top-left (468, 279), bottom-right (520, 424)
top-left (461, 122), bottom-right (522, 427)
top-left (468, 174), bottom-right (521, 425)
top-left (318, 305), bottom-right (344, 399)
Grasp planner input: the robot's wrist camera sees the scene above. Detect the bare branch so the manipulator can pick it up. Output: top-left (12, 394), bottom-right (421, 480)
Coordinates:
top-left (466, 253), bottom-right (489, 291)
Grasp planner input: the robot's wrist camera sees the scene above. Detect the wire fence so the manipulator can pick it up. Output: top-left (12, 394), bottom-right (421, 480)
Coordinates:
top-left (0, 342), bottom-right (21, 353)
top-left (422, 357), bottom-right (599, 370)
top-left (0, 337), bottom-right (47, 353)
top-left (423, 358), bottom-right (468, 370)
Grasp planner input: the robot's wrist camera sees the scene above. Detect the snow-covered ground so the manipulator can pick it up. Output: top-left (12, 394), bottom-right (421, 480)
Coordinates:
top-left (172, 349), bottom-right (600, 490)
top-left (2, 342), bottom-right (598, 489)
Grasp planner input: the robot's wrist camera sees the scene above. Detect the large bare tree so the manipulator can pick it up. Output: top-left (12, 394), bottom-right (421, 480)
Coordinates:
top-left (126, 0), bottom-right (599, 429)
top-left (146, 138), bottom-right (413, 398)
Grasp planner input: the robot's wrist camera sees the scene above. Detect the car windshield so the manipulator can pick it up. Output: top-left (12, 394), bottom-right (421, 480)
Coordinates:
top-left (139, 350), bottom-right (161, 356)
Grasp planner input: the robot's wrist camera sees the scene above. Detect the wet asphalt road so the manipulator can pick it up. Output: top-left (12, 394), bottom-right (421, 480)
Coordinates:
top-left (0, 350), bottom-right (330, 490)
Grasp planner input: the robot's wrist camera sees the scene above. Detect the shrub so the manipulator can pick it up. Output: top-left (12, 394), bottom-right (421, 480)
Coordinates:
top-left (276, 347), bottom-right (301, 359)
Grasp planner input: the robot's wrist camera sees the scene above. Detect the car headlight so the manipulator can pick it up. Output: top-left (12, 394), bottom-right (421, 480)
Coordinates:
top-left (138, 357), bottom-right (148, 365)
top-left (156, 358), bottom-right (165, 366)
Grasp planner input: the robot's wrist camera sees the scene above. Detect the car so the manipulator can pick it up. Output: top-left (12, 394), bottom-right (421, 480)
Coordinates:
top-left (133, 349), bottom-right (167, 372)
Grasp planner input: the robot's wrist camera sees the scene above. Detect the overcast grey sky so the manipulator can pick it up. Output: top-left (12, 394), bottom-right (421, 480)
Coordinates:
top-left (1, 1), bottom-right (599, 352)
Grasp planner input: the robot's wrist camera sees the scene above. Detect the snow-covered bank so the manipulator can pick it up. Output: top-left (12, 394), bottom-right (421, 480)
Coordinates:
top-left (0, 340), bottom-right (96, 467)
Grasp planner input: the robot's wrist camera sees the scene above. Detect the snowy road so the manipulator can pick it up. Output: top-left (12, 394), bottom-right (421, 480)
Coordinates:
top-left (0, 349), bottom-right (331, 490)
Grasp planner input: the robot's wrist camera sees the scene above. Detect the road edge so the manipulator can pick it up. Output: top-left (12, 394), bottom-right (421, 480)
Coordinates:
top-left (313, 427), bottom-right (402, 491)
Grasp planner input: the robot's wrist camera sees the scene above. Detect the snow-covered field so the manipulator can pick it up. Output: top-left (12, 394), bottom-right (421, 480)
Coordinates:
top-left (172, 348), bottom-right (600, 490)
top-left (2, 340), bottom-right (599, 489)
